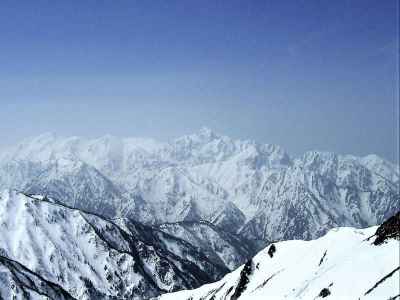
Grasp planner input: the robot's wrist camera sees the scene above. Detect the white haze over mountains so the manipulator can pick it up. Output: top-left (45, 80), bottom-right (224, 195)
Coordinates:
top-left (0, 128), bottom-right (398, 299)
top-left (0, 128), bottom-right (398, 244)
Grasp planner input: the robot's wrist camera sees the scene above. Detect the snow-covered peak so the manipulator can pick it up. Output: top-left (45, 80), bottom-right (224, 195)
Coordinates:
top-left (2, 132), bottom-right (60, 162)
top-left (182, 127), bottom-right (221, 141)
top-left (28, 131), bottom-right (58, 143)
top-left (166, 128), bottom-right (291, 169)
top-left (170, 128), bottom-right (231, 158)
top-left (0, 130), bottom-right (398, 244)
top-left (198, 126), bottom-right (218, 139)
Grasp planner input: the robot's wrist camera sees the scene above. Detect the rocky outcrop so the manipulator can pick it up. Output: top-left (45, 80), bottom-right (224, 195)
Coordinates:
top-left (373, 211), bottom-right (400, 245)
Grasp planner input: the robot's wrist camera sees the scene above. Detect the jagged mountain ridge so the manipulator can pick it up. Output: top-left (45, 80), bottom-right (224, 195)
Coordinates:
top-left (155, 213), bottom-right (400, 300)
top-left (0, 190), bottom-right (230, 299)
top-left (0, 129), bottom-right (398, 242)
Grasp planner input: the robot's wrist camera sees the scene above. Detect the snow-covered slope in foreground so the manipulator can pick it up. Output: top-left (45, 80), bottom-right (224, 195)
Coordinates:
top-left (156, 213), bottom-right (400, 300)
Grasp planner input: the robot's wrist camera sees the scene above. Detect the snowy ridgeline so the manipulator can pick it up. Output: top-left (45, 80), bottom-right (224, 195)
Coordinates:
top-left (0, 190), bottom-right (235, 299)
top-left (0, 129), bottom-right (399, 244)
top-left (156, 213), bottom-right (400, 300)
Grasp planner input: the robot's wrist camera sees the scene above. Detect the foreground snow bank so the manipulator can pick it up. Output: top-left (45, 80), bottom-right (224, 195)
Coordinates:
top-left (156, 213), bottom-right (400, 300)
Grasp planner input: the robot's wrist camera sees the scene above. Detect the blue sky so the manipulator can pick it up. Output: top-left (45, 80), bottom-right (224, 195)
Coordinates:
top-left (0, 0), bottom-right (398, 162)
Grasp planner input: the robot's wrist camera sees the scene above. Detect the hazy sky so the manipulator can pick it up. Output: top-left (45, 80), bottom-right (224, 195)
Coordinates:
top-left (0, 1), bottom-right (398, 162)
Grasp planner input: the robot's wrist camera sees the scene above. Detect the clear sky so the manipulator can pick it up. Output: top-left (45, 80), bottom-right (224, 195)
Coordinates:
top-left (0, 0), bottom-right (398, 162)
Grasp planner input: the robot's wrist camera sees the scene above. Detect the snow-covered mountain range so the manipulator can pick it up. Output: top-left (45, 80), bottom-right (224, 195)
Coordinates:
top-left (1, 191), bottom-right (398, 300)
top-left (155, 212), bottom-right (400, 300)
top-left (0, 128), bottom-right (398, 244)
top-left (0, 190), bottom-right (233, 299)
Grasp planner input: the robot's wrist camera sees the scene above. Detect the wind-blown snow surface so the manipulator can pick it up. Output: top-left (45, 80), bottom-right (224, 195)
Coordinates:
top-left (0, 129), bottom-right (398, 243)
top-left (0, 190), bottom-right (228, 299)
top-left (155, 224), bottom-right (400, 300)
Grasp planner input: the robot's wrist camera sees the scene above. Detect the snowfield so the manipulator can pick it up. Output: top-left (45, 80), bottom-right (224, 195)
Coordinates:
top-left (156, 217), bottom-right (400, 300)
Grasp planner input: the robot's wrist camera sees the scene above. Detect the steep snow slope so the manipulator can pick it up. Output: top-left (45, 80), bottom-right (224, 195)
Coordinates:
top-left (0, 255), bottom-right (75, 300)
top-left (0, 190), bottom-right (227, 299)
top-left (156, 213), bottom-right (400, 300)
top-left (0, 129), bottom-right (398, 242)
top-left (157, 221), bottom-right (259, 270)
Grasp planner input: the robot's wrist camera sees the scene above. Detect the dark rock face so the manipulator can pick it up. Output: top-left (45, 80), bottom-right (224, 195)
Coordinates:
top-left (364, 266), bottom-right (400, 296)
top-left (319, 250), bottom-right (327, 266)
top-left (268, 244), bottom-right (276, 258)
top-left (318, 287), bottom-right (331, 298)
top-left (230, 260), bottom-right (253, 300)
top-left (373, 212), bottom-right (400, 245)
